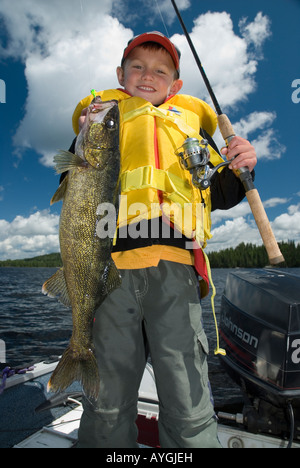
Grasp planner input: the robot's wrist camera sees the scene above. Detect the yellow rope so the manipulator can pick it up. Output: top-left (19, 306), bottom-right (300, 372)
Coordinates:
top-left (202, 249), bottom-right (226, 356)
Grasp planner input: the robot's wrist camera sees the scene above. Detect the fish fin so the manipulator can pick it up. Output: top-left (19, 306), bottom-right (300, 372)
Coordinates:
top-left (102, 260), bottom-right (122, 297)
top-left (42, 268), bottom-right (71, 307)
top-left (47, 346), bottom-right (100, 399)
top-left (53, 150), bottom-right (86, 174)
top-left (50, 175), bottom-right (68, 205)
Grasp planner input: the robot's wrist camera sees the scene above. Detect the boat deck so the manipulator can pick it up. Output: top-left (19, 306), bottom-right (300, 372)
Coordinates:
top-left (2, 360), bottom-right (299, 449)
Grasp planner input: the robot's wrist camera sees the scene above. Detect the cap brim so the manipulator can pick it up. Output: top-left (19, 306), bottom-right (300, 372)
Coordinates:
top-left (122, 32), bottom-right (180, 71)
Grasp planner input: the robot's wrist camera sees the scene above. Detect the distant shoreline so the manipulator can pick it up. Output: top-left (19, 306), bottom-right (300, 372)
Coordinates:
top-left (0, 241), bottom-right (299, 268)
top-left (0, 253), bottom-right (62, 268)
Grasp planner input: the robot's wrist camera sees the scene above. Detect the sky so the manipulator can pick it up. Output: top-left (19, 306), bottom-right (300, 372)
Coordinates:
top-left (0, 0), bottom-right (299, 260)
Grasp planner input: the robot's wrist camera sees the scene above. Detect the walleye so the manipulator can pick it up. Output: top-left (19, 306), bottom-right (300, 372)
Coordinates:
top-left (43, 97), bottom-right (121, 399)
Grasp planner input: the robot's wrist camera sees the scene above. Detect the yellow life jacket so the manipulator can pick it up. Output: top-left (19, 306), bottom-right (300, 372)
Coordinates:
top-left (72, 89), bottom-right (225, 247)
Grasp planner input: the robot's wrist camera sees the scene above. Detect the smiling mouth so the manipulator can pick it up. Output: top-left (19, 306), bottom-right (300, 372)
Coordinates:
top-left (137, 86), bottom-right (156, 93)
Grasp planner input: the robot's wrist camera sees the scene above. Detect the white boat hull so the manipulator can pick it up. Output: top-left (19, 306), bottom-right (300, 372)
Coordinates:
top-left (6, 360), bottom-right (299, 449)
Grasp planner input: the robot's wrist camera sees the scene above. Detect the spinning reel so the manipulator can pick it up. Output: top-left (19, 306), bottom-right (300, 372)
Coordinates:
top-left (176, 137), bottom-right (232, 190)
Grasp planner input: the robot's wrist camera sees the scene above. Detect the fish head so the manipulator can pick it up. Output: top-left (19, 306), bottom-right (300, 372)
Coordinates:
top-left (84, 99), bottom-right (120, 169)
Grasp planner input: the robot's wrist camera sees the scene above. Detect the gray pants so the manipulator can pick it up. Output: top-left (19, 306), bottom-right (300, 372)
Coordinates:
top-left (78, 261), bottom-right (221, 448)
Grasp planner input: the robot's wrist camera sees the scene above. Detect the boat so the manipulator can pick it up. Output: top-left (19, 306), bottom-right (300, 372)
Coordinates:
top-left (218, 268), bottom-right (300, 448)
top-left (1, 268), bottom-right (300, 449)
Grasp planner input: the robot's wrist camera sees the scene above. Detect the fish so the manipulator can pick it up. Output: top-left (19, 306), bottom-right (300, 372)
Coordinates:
top-left (42, 96), bottom-right (121, 399)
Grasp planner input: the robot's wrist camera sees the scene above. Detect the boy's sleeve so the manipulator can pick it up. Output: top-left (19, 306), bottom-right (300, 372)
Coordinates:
top-left (210, 166), bottom-right (253, 211)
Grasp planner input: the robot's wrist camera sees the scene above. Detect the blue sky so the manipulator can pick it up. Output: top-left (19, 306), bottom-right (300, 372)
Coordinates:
top-left (0, 0), bottom-right (299, 260)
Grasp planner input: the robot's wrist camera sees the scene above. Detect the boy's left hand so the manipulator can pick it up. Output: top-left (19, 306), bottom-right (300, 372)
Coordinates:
top-left (220, 136), bottom-right (257, 174)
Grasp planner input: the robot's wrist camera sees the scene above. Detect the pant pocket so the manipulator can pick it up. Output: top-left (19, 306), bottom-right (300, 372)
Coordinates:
top-left (196, 329), bottom-right (210, 386)
top-left (197, 328), bottom-right (209, 355)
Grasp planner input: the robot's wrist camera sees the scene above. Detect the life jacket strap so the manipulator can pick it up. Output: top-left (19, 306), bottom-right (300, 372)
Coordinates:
top-left (120, 165), bottom-right (191, 205)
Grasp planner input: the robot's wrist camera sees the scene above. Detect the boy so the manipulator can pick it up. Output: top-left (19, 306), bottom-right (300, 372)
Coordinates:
top-left (70, 32), bottom-right (256, 448)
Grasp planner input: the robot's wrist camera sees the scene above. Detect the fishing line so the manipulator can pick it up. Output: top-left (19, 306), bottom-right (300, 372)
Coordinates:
top-left (154, 0), bottom-right (170, 38)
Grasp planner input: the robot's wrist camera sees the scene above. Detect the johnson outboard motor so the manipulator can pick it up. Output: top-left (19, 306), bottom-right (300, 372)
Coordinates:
top-left (219, 269), bottom-right (300, 444)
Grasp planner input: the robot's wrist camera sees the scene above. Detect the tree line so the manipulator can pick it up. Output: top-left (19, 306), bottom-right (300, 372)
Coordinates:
top-left (207, 241), bottom-right (300, 268)
top-left (0, 241), bottom-right (299, 268)
top-left (0, 253), bottom-right (63, 268)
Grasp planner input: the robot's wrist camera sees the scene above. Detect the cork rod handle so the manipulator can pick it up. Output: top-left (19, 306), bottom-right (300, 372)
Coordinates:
top-left (217, 114), bottom-right (285, 265)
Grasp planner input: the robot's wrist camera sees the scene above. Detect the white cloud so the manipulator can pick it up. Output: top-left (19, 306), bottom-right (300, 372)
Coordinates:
top-left (272, 210), bottom-right (300, 243)
top-left (12, 15), bottom-right (130, 166)
top-left (0, 0), bottom-right (133, 166)
top-left (234, 112), bottom-right (287, 161)
top-left (211, 111), bottom-right (286, 159)
top-left (112, 0), bottom-right (191, 29)
top-left (0, 0), bottom-right (115, 59)
top-left (0, 200), bottom-right (299, 261)
top-left (288, 203), bottom-right (300, 215)
top-left (250, 130), bottom-right (285, 161)
top-left (233, 111), bottom-right (276, 136)
top-left (207, 199), bottom-right (300, 253)
top-left (173, 11), bottom-right (271, 108)
top-left (263, 197), bottom-right (290, 208)
top-left (212, 197), bottom-right (290, 225)
top-left (169, 11), bottom-right (282, 160)
top-left (153, 0), bottom-right (191, 26)
top-left (239, 12), bottom-right (271, 55)
top-left (211, 201), bottom-right (251, 225)
top-left (0, 2), bottom-right (273, 165)
top-left (0, 210), bottom-right (59, 260)
top-left (208, 217), bottom-right (261, 252)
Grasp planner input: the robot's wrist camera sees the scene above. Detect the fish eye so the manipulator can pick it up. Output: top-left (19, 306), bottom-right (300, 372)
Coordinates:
top-left (105, 119), bottom-right (115, 129)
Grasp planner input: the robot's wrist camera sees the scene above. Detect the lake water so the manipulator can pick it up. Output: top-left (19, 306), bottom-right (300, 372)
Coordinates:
top-left (1, 266), bottom-right (299, 407)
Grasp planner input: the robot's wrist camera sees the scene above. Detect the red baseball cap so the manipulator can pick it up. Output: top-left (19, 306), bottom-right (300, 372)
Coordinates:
top-left (121, 31), bottom-right (181, 73)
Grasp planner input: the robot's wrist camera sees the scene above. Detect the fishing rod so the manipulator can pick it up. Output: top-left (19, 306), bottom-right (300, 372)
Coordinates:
top-left (170, 0), bottom-right (285, 265)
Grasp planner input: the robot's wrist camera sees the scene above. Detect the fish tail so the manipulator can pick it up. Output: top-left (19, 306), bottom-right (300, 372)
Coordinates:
top-left (47, 346), bottom-right (100, 399)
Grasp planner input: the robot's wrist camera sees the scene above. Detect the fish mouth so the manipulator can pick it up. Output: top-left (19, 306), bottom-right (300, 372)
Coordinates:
top-left (91, 99), bottom-right (118, 114)
top-left (89, 105), bottom-right (118, 123)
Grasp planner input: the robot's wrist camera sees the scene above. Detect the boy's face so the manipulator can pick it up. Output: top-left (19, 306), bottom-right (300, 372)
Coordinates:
top-left (117, 46), bottom-right (183, 106)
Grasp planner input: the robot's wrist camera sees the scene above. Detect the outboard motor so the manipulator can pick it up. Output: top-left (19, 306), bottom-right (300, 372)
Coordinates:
top-left (219, 269), bottom-right (300, 443)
